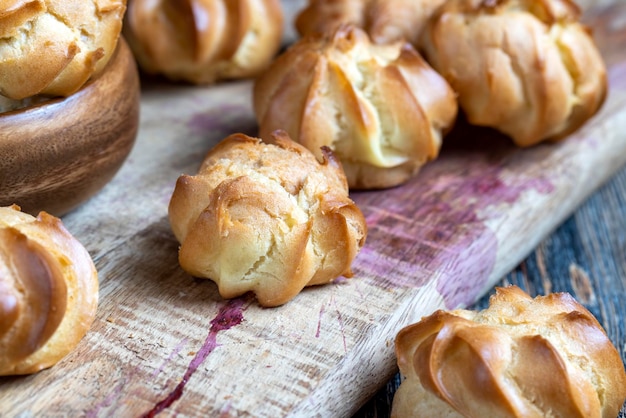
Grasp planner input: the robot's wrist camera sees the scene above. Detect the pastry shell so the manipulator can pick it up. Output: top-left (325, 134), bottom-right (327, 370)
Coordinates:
top-left (392, 286), bottom-right (626, 418)
top-left (0, 0), bottom-right (127, 100)
top-left (123, 0), bottom-right (284, 84)
top-left (420, 0), bottom-right (607, 146)
top-left (0, 205), bottom-right (99, 376)
top-left (295, 0), bottom-right (447, 46)
top-left (168, 131), bottom-right (367, 307)
top-left (254, 25), bottom-right (458, 189)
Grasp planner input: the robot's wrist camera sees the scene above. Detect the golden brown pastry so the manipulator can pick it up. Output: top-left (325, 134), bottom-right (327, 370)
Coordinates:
top-left (253, 25), bottom-right (458, 190)
top-left (295, 0), bottom-right (447, 46)
top-left (420, 0), bottom-right (607, 147)
top-left (0, 205), bottom-right (99, 375)
top-left (168, 131), bottom-right (367, 307)
top-left (392, 286), bottom-right (626, 418)
top-left (0, 0), bottom-right (127, 100)
top-left (123, 0), bottom-right (284, 84)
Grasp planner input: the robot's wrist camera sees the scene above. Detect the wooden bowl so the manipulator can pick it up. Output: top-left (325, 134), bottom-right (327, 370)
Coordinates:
top-left (0, 38), bottom-right (140, 217)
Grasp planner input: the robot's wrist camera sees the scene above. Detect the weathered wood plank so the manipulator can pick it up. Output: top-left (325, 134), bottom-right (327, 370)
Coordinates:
top-left (356, 163), bottom-right (626, 417)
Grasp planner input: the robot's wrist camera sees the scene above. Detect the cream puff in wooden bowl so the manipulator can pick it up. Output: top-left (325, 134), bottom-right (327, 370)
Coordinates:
top-left (0, 0), bottom-right (139, 216)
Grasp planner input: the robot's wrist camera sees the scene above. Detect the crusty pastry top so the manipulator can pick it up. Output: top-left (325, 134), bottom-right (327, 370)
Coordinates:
top-left (254, 25), bottom-right (458, 190)
top-left (168, 131), bottom-right (367, 307)
top-left (420, 0), bottom-right (607, 146)
top-left (295, 0), bottom-right (447, 46)
top-left (0, 205), bottom-right (99, 375)
top-left (123, 0), bottom-right (284, 84)
top-left (0, 0), bottom-right (126, 100)
top-left (392, 286), bottom-right (626, 418)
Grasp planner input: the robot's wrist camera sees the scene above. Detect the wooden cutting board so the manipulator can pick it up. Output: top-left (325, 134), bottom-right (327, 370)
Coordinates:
top-left (2, 1), bottom-right (626, 417)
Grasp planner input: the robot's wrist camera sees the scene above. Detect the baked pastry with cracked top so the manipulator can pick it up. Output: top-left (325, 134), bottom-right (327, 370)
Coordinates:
top-left (123, 0), bottom-right (284, 84)
top-left (0, 205), bottom-right (99, 376)
top-left (420, 0), bottom-right (607, 146)
top-left (168, 131), bottom-right (367, 307)
top-left (392, 286), bottom-right (626, 418)
top-left (254, 25), bottom-right (458, 190)
top-left (295, 0), bottom-right (447, 46)
top-left (0, 0), bottom-right (127, 101)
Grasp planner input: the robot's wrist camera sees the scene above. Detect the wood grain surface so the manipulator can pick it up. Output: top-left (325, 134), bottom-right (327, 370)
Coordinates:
top-left (1, 1), bottom-right (626, 417)
top-left (355, 163), bottom-right (626, 417)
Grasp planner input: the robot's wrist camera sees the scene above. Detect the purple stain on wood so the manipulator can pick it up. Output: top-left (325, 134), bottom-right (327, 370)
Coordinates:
top-left (85, 379), bottom-right (127, 418)
top-left (218, 401), bottom-right (233, 417)
top-left (186, 105), bottom-right (257, 139)
top-left (315, 304), bottom-right (325, 338)
top-left (316, 297), bottom-right (348, 352)
top-left (352, 121), bottom-right (555, 308)
top-left (609, 61), bottom-right (626, 87)
top-left (335, 308), bottom-right (348, 354)
top-left (328, 295), bottom-right (348, 353)
top-left (141, 296), bottom-right (250, 418)
top-left (151, 338), bottom-right (189, 378)
top-left (85, 364), bottom-right (146, 418)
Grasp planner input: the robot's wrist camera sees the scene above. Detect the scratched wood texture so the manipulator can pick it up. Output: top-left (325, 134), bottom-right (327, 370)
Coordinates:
top-left (1, 1), bottom-right (626, 417)
top-left (355, 163), bottom-right (626, 418)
